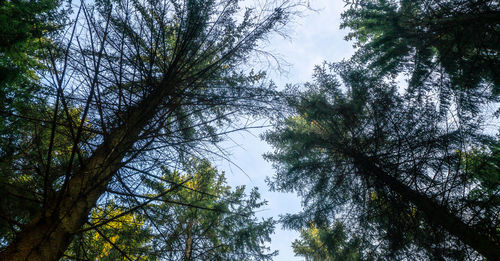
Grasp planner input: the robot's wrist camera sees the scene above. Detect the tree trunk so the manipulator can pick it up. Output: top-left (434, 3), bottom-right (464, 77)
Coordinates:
top-left (184, 220), bottom-right (194, 261)
top-left (0, 86), bottom-right (170, 261)
top-left (351, 152), bottom-right (500, 260)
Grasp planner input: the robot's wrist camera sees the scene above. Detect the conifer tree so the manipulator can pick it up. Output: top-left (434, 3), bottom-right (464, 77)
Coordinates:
top-left (0, 0), bottom-right (303, 259)
top-left (265, 62), bottom-right (500, 260)
top-left (341, 0), bottom-right (500, 93)
top-left (63, 160), bottom-right (276, 260)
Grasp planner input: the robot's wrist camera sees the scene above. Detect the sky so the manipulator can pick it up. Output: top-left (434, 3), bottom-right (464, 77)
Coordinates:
top-left (217, 1), bottom-right (355, 260)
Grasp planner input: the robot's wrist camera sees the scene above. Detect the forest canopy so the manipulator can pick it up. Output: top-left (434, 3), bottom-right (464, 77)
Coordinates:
top-left (0, 0), bottom-right (499, 260)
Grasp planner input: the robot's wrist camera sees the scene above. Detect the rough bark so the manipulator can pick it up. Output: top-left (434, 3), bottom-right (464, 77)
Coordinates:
top-left (0, 84), bottom-right (171, 261)
top-left (351, 152), bottom-right (500, 260)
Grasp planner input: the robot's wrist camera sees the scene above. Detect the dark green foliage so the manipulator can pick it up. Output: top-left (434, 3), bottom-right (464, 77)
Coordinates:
top-left (0, 0), bottom-right (69, 246)
top-left (0, 0), bottom-right (66, 115)
top-left (462, 138), bottom-right (500, 229)
top-left (142, 159), bottom-right (276, 260)
top-left (341, 0), bottom-right (500, 93)
top-left (64, 159), bottom-right (276, 260)
top-left (0, 0), bottom-right (60, 49)
top-left (264, 62), bottom-right (499, 259)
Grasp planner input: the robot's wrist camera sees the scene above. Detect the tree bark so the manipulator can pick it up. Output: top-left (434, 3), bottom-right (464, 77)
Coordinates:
top-left (351, 152), bottom-right (500, 260)
top-left (183, 220), bottom-right (194, 261)
top-left (0, 85), bottom-right (170, 261)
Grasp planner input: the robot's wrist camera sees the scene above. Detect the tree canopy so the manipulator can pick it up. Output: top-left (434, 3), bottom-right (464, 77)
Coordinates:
top-left (63, 159), bottom-right (276, 260)
top-left (265, 60), bottom-right (500, 259)
top-left (341, 0), bottom-right (500, 93)
top-left (292, 221), bottom-right (364, 261)
top-left (1, 0), bottom-right (499, 260)
top-left (0, 0), bottom-right (303, 259)
top-left (262, 2), bottom-right (500, 259)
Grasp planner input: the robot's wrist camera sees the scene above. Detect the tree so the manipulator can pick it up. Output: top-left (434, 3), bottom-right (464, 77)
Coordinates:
top-left (63, 202), bottom-right (152, 261)
top-left (0, 0), bottom-right (65, 86)
top-left (264, 2), bottom-right (500, 258)
top-left (0, 0), bottom-right (67, 139)
top-left (341, 0), bottom-right (500, 93)
top-left (264, 62), bottom-right (500, 260)
top-left (61, 159), bottom-right (276, 260)
top-left (142, 159), bottom-right (276, 260)
top-left (0, 0), bottom-right (303, 259)
top-left (0, 106), bottom-right (93, 246)
top-left (0, 0), bottom-right (68, 194)
top-left (292, 221), bottom-right (365, 261)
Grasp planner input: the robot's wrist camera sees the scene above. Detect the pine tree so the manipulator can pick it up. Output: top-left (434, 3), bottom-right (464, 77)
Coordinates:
top-left (61, 159), bottom-right (276, 260)
top-left (264, 62), bottom-right (500, 260)
top-left (142, 159), bottom-right (276, 261)
top-left (0, 0), bottom-right (302, 259)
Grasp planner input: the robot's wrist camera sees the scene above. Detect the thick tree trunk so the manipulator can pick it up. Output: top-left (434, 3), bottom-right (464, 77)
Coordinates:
top-left (0, 186), bottom-right (104, 260)
top-left (0, 87), bottom-right (169, 261)
top-left (351, 152), bottom-right (500, 260)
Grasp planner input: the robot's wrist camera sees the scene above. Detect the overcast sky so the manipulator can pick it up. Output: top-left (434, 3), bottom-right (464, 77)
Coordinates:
top-left (217, 1), bottom-right (355, 260)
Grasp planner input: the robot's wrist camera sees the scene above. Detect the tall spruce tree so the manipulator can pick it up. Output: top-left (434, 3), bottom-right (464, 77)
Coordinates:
top-left (142, 159), bottom-right (276, 261)
top-left (264, 62), bottom-right (500, 260)
top-left (0, 0), bottom-right (303, 260)
top-left (265, 2), bottom-right (500, 259)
